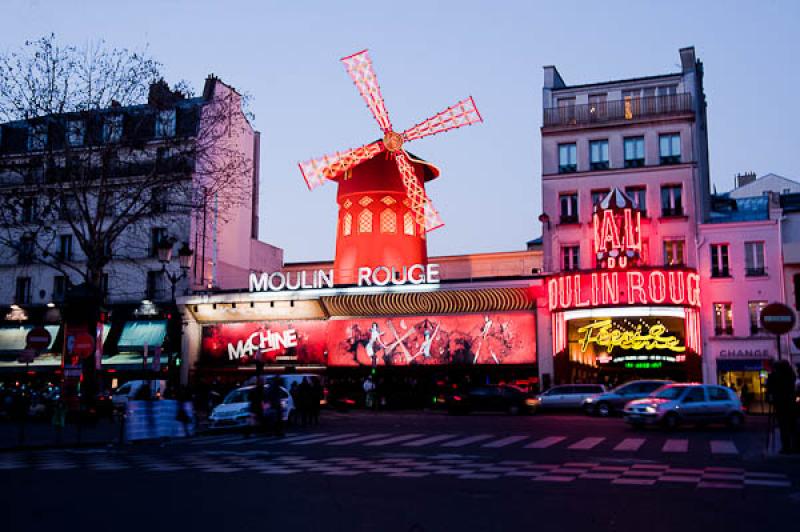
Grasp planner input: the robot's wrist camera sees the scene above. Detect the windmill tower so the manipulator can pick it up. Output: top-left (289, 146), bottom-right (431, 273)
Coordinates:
top-left (299, 49), bottom-right (482, 284)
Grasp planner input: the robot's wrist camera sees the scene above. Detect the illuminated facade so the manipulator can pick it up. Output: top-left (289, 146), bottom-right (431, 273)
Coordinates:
top-left (537, 47), bottom-right (792, 397)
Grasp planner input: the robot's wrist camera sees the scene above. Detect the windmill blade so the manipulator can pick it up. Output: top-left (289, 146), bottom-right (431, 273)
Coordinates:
top-left (299, 141), bottom-right (385, 190)
top-left (402, 96), bottom-right (482, 142)
top-left (341, 49), bottom-right (393, 133)
top-left (394, 151), bottom-right (444, 233)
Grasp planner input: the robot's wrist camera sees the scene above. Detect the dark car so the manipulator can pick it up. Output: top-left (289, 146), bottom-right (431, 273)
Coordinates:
top-left (582, 380), bottom-right (673, 417)
top-left (446, 385), bottom-right (529, 415)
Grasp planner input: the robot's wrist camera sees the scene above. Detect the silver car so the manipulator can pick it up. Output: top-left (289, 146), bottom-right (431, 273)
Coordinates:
top-left (623, 384), bottom-right (745, 429)
top-left (528, 384), bottom-right (606, 413)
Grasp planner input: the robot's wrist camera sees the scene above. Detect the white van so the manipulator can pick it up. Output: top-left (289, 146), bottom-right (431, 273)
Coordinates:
top-left (112, 380), bottom-right (167, 411)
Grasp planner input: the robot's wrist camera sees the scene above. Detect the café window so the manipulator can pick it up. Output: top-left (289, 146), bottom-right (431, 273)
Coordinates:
top-left (624, 136), bottom-right (645, 168)
top-left (713, 302), bottom-right (733, 336)
top-left (711, 244), bottom-right (730, 278)
top-left (589, 140), bottom-right (609, 170)
top-left (661, 185), bottom-right (683, 216)
top-left (748, 301), bottom-right (767, 334)
top-left (659, 133), bottom-right (681, 164)
top-left (663, 239), bottom-right (685, 266)
top-left (558, 143), bottom-right (577, 173)
top-left (561, 245), bottom-right (580, 271)
top-left (559, 193), bottom-right (578, 223)
top-left (625, 186), bottom-right (646, 215)
top-left (744, 241), bottom-right (765, 276)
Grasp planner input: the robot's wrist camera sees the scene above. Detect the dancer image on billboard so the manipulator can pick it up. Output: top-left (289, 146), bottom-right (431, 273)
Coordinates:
top-left (410, 322), bottom-right (440, 362)
top-left (365, 322), bottom-right (386, 366)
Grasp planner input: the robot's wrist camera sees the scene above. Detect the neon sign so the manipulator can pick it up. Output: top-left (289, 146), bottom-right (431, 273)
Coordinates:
top-left (547, 269), bottom-right (701, 311)
top-left (227, 329), bottom-right (299, 360)
top-left (249, 263), bottom-right (441, 292)
top-left (593, 189), bottom-right (641, 269)
top-left (577, 318), bottom-right (686, 354)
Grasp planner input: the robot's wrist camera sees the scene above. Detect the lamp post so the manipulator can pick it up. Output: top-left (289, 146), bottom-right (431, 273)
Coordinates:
top-left (157, 239), bottom-right (193, 390)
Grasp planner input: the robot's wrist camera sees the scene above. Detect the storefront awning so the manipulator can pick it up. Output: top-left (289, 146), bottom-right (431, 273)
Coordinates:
top-left (117, 320), bottom-right (168, 352)
top-left (0, 324), bottom-right (60, 355)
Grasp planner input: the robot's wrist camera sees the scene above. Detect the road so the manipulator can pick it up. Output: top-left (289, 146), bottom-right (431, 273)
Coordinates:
top-left (3, 411), bottom-right (800, 531)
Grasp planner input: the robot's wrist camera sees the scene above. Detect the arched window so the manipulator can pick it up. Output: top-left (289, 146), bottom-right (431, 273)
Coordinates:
top-left (342, 212), bottom-right (352, 236)
top-left (403, 212), bottom-right (415, 236)
top-left (358, 209), bottom-right (373, 233)
top-left (380, 209), bottom-right (397, 233)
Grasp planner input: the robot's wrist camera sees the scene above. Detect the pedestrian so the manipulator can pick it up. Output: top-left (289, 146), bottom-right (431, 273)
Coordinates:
top-left (176, 387), bottom-right (193, 438)
top-left (52, 398), bottom-right (66, 444)
top-left (298, 377), bottom-right (312, 427)
top-left (766, 360), bottom-right (798, 454)
top-left (310, 378), bottom-right (323, 426)
top-left (268, 377), bottom-right (285, 437)
top-left (363, 376), bottom-right (375, 410)
top-left (247, 384), bottom-right (264, 438)
top-left (740, 382), bottom-right (753, 411)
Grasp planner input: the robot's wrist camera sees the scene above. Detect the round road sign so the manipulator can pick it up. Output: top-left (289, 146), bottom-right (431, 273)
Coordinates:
top-left (760, 303), bottom-right (796, 335)
top-left (71, 332), bottom-right (95, 358)
top-left (26, 327), bottom-right (52, 351)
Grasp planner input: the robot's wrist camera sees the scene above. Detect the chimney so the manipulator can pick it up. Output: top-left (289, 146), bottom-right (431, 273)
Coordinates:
top-left (543, 66), bottom-right (566, 90)
top-left (735, 171), bottom-right (757, 189)
top-left (679, 46), bottom-right (696, 73)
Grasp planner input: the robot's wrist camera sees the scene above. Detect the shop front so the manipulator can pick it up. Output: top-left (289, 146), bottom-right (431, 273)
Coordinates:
top-left (713, 339), bottom-right (776, 414)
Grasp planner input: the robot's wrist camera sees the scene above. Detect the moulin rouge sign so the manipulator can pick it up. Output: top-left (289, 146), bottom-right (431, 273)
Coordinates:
top-left (549, 189), bottom-right (700, 312)
top-left (249, 263), bottom-right (441, 292)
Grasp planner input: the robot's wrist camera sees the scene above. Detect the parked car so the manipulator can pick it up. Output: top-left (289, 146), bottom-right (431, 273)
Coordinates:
top-left (446, 385), bottom-right (530, 415)
top-left (111, 380), bottom-right (167, 411)
top-left (244, 374), bottom-right (327, 405)
top-left (583, 380), bottom-right (673, 417)
top-left (623, 384), bottom-right (745, 429)
top-left (527, 384), bottom-right (606, 413)
top-left (208, 385), bottom-right (295, 429)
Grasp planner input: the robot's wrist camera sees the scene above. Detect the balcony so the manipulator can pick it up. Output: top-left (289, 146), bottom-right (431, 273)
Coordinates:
top-left (543, 93), bottom-right (693, 128)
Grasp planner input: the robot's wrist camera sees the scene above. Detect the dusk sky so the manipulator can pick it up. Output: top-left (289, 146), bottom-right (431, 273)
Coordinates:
top-left (4, 0), bottom-right (799, 262)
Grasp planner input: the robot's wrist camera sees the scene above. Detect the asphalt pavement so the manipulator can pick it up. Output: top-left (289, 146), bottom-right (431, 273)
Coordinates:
top-left (3, 410), bottom-right (800, 531)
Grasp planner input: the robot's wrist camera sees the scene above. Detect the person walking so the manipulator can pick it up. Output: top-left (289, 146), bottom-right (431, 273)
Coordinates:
top-left (52, 398), bottom-right (66, 444)
top-left (767, 360), bottom-right (798, 454)
top-left (268, 377), bottom-right (285, 437)
top-left (310, 378), bottom-right (323, 426)
top-left (363, 376), bottom-right (375, 410)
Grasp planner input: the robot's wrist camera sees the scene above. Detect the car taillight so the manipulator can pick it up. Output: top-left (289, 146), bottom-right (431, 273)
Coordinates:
top-left (453, 395), bottom-right (462, 401)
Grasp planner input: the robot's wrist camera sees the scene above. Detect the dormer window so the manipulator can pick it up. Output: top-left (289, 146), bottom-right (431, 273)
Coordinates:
top-left (66, 120), bottom-right (85, 147)
top-left (28, 123), bottom-right (47, 151)
top-left (155, 109), bottom-right (176, 138)
top-left (103, 114), bottom-right (123, 143)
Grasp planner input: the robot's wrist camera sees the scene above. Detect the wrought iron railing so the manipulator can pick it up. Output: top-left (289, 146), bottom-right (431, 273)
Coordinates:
top-left (544, 93), bottom-right (693, 127)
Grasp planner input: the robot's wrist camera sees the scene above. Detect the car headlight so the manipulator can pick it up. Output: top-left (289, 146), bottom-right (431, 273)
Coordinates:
top-left (584, 397), bottom-right (594, 404)
top-left (644, 406), bottom-right (657, 413)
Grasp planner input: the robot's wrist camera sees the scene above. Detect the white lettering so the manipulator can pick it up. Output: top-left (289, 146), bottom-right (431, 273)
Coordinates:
top-left (357, 267), bottom-right (372, 286)
top-left (426, 263), bottom-right (441, 284)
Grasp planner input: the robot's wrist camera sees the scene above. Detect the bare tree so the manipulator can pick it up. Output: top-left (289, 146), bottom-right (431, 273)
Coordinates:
top-left (0, 34), bottom-right (253, 300)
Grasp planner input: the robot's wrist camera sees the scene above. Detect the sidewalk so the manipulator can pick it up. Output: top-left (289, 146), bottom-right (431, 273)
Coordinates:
top-left (0, 417), bottom-right (121, 451)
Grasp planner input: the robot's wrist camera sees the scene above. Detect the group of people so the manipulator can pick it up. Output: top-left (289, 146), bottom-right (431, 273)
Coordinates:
top-left (288, 377), bottom-right (323, 426)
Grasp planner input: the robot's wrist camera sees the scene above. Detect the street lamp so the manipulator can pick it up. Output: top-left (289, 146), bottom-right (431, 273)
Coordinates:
top-left (158, 239), bottom-right (193, 300)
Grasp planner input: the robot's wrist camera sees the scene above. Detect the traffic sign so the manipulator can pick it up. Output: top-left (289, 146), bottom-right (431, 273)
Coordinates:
top-left (26, 327), bottom-right (51, 351)
top-left (71, 332), bottom-right (95, 358)
top-left (760, 303), bottom-right (796, 335)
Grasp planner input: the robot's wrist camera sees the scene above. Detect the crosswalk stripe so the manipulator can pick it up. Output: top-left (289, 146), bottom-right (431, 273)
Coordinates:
top-left (710, 440), bottom-right (738, 455)
top-left (365, 434), bottom-right (425, 447)
top-left (403, 434), bottom-right (459, 447)
top-left (291, 433), bottom-right (361, 445)
top-left (190, 435), bottom-right (245, 446)
top-left (260, 433), bottom-right (329, 445)
top-left (614, 438), bottom-right (646, 452)
top-left (568, 437), bottom-right (605, 450)
top-left (525, 436), bottom-right (566, 449)
top-left (441, 434), bottom-right (494, 448)
top-left (662, 439), bottom-right (688, 453)
top-left (326, 434), bottom-right (391, 446)
top-left (482, 436), bottom-right (529, 448)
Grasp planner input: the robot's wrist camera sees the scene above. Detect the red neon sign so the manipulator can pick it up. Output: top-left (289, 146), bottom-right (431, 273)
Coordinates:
top-left (547, 269), bottom-right (701, 312)
top-left (593, 189), bottom-right (642, 270)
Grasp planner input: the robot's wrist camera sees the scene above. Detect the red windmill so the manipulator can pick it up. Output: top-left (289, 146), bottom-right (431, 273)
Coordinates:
top-left (299, 49), bottom-right (482, 284)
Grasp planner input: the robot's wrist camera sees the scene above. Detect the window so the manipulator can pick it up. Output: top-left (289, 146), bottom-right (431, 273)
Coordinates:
top-left (18, 234), bottom-right (34, 264)
top-left (557, 97), bottom-right (576, 124)
top-left (624, 137), bottom-right (645, 168)
top-left (591, 189), bottom-right (609, 206)
top-left (150, 227), bottom-right (168, 257)
top-left (588, 94), bottom-right (607, 120)
top-left (625, 186), bottom-right (646, 215)
top-left (342, 212), bottom-right (352, 236)
top-left (589, 140), bottom-right (609, 170)
top-left (559, 193), bottom-right (578, 223)
top-left (103, 114), bottom-right (123, 143)
top-left (744, 242), bottom-right (765, 276)
top-left (155, 110), bottom-right (176, 138)
top-left (28, 123), bottom-right (47, 151)
top-left (683, 387), bottom-right (706, 403)
top-left (661, 185), bottom-right (683, 216)
top-left (151, 187), bottom-right (168, 214)
top-left (711, 244), bottom-right (730, 278)
top-left (622, 90), bottom-right (639, 119)
top-left (558, 143), bottom-right (577, 173)
top-left (663, 239), bottom-right (685, 266)
top-left (66, 120), bottom-right (85, 147)
top-left (100, 273), bottom-right (109, 296)
top-left (358, 210), bottom-right (373, 233)
top-left (21, 197), bottom-right (37, 224)
top-left (749, 301), bottom-right (767, 334)
top-left (380, 209), bottom-right (397, 233)
top-left (403, 212), bottom-right (415, 236)
top-left (102, 239), bottom-right (113, 261)
top-left (708, 387), bottom-right (731, 402)
top-left (659, 133), bottom-right (681, 164)
top-left (146, 270), bottom-right (164, 300)
top-left (15, 277), bottom-right (32, 304)
top-left (713, 303), bottom-right (733, 335)
top-left (57, 234), bottom-right (73, 261)
top-left (561, 245), bottom-right (579, 271)
top-left (53, 276), bottom-right (67, 302)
